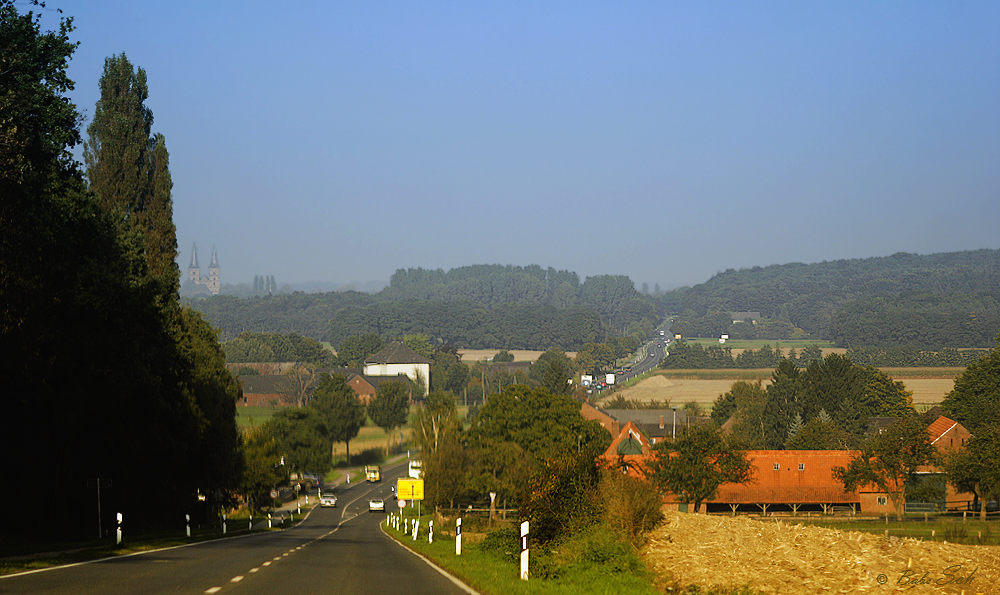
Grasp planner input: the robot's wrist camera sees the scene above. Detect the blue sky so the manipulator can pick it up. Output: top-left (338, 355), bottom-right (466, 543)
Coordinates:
top-left (49, 1), bottom-right (1000, 289)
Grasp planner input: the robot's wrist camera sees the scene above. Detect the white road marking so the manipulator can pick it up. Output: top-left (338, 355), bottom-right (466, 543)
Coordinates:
top-left (262, 561), bottom-right (271, 566)
top-left (249, 567), bottom-right (259, 573)
top-left (204, 588), bottom-right (221, 594)
top-left (230, 575), bottom-right (244, 583)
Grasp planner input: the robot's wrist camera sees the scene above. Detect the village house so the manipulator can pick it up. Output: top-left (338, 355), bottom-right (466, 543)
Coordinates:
top-left (363, 341), bottom-right (431, 397)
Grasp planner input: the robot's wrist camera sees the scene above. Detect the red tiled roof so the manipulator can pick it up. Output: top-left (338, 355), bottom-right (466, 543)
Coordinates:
top-left (927, 415), bottom-right (960, 445)
top-left (712, 451), bottom-right (859, 504)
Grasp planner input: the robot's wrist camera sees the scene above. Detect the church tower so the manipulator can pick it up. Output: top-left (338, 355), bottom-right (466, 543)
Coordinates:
top-left (188, 243), bottom-right (201, 284)
top-left (207, 247), bottom-right (221, 295)
top-left (187, 243), bottom-right (221, 295)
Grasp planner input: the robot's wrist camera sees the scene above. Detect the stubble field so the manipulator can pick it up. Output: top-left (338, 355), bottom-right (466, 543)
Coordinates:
top-left (604, 369), bottom-right (960, 410)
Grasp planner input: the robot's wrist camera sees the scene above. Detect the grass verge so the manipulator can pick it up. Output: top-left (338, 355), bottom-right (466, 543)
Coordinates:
top-left (381, 515), bottom-right (660, 594)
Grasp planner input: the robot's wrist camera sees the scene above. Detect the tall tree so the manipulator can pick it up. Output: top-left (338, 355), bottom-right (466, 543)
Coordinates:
top-left (368, 379), bottom-right (410, 455)
top-left (833, 415), bottom-right (936, 520)
top-left (942, 335), bottom-right (1000, 434)
top-left (649, 423), bottom-right (753, 513)
top-left (310, 374), bottom-right (365, 465)
top-left (945, 425), bottom-right (1000, 521)
top-left (528, 348), bottom-right (574, 395)
top-left (84, 53), bottom-right (153, 225)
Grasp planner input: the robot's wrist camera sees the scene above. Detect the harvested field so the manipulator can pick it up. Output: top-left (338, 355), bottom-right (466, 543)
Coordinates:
top-left (457, 349), bottom-right (576, 362)
top-left (601, 375), bottom-right (764, 406)
top-left (643, 511), bottom-right (1000, 593)
top-left (609, 369), bottom-right (959, 408)
top-left (901, 378), bottom-right (957, 406)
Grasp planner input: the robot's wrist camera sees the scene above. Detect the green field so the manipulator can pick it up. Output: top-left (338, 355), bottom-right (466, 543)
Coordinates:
top-left (236, 406), bottom-right (280, 428)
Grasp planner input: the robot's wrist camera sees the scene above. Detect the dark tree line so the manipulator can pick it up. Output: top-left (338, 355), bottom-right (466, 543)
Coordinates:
top-left (2, 5), bottom-right (240, 541)
top-left (223, 332), bottom-right (333, 365)
top-left (661, 342), bottom-right (824, 369)
top-left (711, 354), bottom-right (914, 449)
top-left (662, 250), bottom-right (1000, 348)
top-left (186, 265), bottom-right (664, 350)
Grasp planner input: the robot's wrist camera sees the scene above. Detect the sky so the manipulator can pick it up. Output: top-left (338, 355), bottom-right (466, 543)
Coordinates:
top-left (44, 1), bottom-right (1000, 290)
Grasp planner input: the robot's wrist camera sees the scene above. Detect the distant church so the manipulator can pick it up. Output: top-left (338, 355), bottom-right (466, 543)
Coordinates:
top-left (188, 244), bottom-right (221, 295)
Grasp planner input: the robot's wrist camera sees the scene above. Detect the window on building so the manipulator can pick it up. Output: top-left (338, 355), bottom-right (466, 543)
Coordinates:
top-left (798, 463), bottom-right (805, 471)
top-left (877, 496), bottom-right (887, 506)
top-left (773, 463), bottom-right (780, 471)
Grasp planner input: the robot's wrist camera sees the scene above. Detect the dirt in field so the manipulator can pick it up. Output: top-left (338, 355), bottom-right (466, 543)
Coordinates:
top-left (643, 511), bottom-right (1000, 594)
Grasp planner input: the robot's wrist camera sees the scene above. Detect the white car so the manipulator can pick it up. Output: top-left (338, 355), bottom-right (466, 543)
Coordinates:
top-left (368, 498), bottom-right (385, 512)
top-left (320, 493), bottom-right (337, 507)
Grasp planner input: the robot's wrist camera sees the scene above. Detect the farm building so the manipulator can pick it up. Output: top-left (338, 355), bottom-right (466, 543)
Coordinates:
top-left (602, 416), bottom-right (973, 515)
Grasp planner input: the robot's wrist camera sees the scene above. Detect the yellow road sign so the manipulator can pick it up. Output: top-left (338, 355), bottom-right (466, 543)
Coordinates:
top-left (397, 478), bottom-right (424, 500)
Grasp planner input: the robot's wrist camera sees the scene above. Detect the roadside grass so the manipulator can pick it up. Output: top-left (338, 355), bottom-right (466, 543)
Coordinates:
top-left (381, 515), bottom-right (660, 594)
top-left (765, 514), bottom-right (1000, 546)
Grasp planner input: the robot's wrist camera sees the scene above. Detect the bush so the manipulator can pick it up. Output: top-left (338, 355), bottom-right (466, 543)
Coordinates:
top-left (478, 525), bottom-right (520, 563)
top-left (520, 452), bottom-right (603, 543)
top-left (599, 470), bottom-right (664, 546)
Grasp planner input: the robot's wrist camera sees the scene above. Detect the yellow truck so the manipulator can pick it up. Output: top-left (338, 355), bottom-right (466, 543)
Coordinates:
top-left (364, 465), bottom-right (381, 482)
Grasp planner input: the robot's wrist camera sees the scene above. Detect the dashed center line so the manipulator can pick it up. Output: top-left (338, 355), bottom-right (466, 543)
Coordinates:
top-left (230, 575), bottom-right (244, 583)
top-left (204, 588), bottom-right (221, 594)
top-left (262, 561), bottom-right (271, 566)
top-left (249, 567), bottom-right (259, 573)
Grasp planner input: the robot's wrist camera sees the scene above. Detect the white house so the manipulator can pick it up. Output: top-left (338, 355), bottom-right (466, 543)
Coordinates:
top-left (363, 341), bottom-right (431, 397)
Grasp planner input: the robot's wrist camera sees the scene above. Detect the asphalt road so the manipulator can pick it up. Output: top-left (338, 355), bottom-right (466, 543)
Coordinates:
top-left (0, 464), bottom-right (471, 595)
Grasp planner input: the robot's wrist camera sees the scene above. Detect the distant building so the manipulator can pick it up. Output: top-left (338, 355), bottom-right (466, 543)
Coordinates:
top-left (188, 244), bottom-right (221, 295)
top-left (729, 311), bottom-right (761, 324)
top-left (363, 342), bottom-right (431, 397)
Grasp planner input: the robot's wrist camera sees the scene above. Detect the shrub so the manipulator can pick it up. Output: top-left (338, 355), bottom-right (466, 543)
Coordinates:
top-left (519, 452), bottom-right (603, 543)
top-left (478, 525), bottom-right (520, 563)
top-left (599, 470), bottom-right (664, 545)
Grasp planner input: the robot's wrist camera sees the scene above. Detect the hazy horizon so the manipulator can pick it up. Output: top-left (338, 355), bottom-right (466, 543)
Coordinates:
top-left (54, 2), bottom-right (1000, 289)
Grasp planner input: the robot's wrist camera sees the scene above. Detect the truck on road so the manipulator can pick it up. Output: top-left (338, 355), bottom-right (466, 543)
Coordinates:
top-left (364, 465), bottom-right (381, 482)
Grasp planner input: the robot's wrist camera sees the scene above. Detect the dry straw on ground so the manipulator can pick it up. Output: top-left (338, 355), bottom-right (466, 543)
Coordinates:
top-left (643, 511), bottom-right (1000, 594)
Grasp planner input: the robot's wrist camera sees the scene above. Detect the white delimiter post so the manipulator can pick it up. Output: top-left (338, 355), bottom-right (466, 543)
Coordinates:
top-left (116, 512), bottom-right (123, 545)
top-left (455, 517), bottom-right (462, 555)
top-left (520, 520), bottom-right (529, 580)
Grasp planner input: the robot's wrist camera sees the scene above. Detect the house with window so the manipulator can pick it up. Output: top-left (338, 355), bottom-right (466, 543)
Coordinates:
top-left (363, 342), bottom-right (431, 397)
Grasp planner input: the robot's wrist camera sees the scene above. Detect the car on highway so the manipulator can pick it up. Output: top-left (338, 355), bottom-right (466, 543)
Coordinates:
top-left (320, 493), bottom-right (337, 507)
top-left (368, 498), bottom-right (385, 512)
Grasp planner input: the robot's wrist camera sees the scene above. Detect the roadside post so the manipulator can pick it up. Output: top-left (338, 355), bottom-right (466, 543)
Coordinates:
top-left (429, 520), bottom-right (433, 543)
top-left (185, 514), bottom-right (190, 538)
top-left (267, 513), bottom-right (272, 528)
top-left (520, 521), bottom-right (529, 580)
top-left (249, 514), bottom-right (253, 532)
top-left (116, 512), bottom-right (123, 545)
top-left (456, 517), bottom-right (462, 555)
top-left (413, 519), bottom-right (419, 541)
top-left (222, 513), bottom-right (227, 535)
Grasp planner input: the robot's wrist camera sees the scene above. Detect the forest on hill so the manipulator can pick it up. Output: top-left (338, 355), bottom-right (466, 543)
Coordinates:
top-left (186, 265), bottom-right (662, 349)
top-left (663, 249), bottom-right (1000, 349)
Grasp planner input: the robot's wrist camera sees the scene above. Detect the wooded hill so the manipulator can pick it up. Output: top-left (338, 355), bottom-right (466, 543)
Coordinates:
top-left (663, 249), bottom-right (1000, 349)
top-left (186, 265), bottom-right (663, 349)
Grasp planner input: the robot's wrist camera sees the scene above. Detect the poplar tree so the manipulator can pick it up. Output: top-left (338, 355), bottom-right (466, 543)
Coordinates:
top-left (84, 53), bottom-right (177, 290)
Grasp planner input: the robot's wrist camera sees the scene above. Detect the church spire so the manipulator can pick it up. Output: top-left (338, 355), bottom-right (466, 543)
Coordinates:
top-left (190, 243), bottom-right (199, 269)
top-left (210, 246), bottom-right (219, 268)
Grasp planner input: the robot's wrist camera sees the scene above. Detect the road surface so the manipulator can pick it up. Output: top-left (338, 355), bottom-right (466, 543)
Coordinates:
top-left (0, 463), bottom-right (470, 594)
